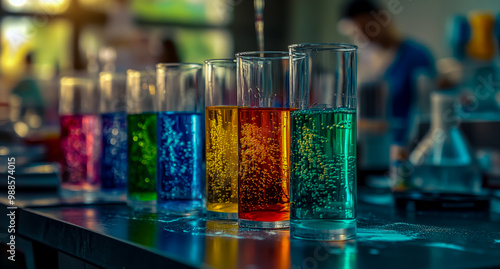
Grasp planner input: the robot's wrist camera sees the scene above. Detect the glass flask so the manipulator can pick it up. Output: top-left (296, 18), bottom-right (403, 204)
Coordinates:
top-left (409, 91), bottom-right (482, 194)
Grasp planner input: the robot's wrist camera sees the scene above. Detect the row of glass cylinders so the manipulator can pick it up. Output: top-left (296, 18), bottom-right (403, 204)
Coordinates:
top-left (59, 44), bottom-right (358, 241)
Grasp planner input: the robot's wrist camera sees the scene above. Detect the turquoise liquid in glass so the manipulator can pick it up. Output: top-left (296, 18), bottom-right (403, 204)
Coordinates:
top-left (290, 109), bottom-right (357, 240)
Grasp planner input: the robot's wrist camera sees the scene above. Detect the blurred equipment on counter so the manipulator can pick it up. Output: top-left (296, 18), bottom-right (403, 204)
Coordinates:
top-left (394, 191), bottom-right (490, 212)
top-left (442, 12), bottom-right (500, 192)
top-left (409, 91), bottom-right (482, 194)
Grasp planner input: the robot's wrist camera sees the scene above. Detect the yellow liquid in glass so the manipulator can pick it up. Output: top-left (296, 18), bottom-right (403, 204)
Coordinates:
top-left (205, 106), bottom-right (239, 213)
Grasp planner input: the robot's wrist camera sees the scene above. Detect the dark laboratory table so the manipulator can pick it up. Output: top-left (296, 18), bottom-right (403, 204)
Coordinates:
top-left (1, 191), bottom-right (500, 269)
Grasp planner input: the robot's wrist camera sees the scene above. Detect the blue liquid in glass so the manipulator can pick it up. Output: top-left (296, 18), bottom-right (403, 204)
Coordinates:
top-left (100, 112), bottom-right (127, 193)
top-left (157, 112), bottom-right (203, 214)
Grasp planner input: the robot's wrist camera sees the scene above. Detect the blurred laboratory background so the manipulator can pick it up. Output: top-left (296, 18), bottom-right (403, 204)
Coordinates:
top-left (1, 0), bottom-right (500, 194)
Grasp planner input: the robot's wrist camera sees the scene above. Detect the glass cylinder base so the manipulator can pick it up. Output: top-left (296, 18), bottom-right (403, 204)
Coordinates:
top-left (100, 190), bottom-right (126, 201)
top-left (238, 219), bottom-right (289, 229)
top-left (127, 199), bottom-right (156, 211)
top-left (60, 188), bottom-right (99, 203)
top-left (157, 200), bottom-right (203, 216)
top-left (291, 219), bottom-right (356, 241)
top-left (207, 211), bottom-right (238, 220)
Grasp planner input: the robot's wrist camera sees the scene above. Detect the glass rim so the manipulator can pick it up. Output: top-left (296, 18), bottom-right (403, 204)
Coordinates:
top-left (126, 69), bottom-right (156, 76)
top-left (100, 71), bottom-right (126, 79)
top-left (235, 51), bottom-right (289, 59)
top-left (60, 76), bottom-right (95, 85)
top-left (289, 43), bottom-right (358, 52)
top-left (204, 58), bottom-right (236, 65)
top-left (156, 63), bottom-right (202, 71)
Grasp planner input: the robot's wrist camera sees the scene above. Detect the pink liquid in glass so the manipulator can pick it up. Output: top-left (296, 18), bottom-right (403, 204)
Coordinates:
top-left (59, 115), bottom-right (100, 192)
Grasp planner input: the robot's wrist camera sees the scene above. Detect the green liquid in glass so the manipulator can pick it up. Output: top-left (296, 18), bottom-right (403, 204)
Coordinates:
top-left (127, 113), bottom-right (157, 202)
top-left (290, 109), bottom-right (356, 221)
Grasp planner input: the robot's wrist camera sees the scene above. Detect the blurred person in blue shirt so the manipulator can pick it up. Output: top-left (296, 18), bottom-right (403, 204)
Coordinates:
top-left (340, 0), bottom-right (436, 173)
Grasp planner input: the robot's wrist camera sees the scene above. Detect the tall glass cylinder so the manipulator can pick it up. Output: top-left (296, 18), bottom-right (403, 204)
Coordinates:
top-left (156, 63), bottom-right (204, 215)
top-left (289, 43), bottom-right (358, 240)
top-left (126, 70), bottom-right (157, 209)
top-left (99, 72), bottom-right (127, 197)
top-left (236, 51), bottom-right (295, 229)
top-left (59, 77), bottom-right (100, 199)
top-left (205, 59), bottom-right (238, 219)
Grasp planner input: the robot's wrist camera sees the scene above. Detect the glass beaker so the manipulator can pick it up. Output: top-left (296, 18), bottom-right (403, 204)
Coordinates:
top-left (289, 43), bottom-right (358, 240)
top-left (59, 77), bottom-right (100, 200)
top-left (205, 59), bottom-right (238, 219)
top-left (156, 63), bottom-right (204, 215)
top-left (236, 51), bottom-right (294, 229)
top-left (126, 69), bottom-right (157, 210)
top-left (99, 72), bottom-right (127, 197)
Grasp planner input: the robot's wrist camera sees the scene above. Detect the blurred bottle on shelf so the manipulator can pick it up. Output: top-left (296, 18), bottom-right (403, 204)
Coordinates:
top-left (447, 13), bottom-right (500, 117)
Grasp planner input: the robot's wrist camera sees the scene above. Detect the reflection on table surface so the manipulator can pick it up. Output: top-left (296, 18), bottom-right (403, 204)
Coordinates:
top-left (17, 195), bottom-right (500, 269)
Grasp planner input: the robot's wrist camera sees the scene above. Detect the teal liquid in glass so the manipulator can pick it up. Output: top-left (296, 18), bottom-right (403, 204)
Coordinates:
top-left (290, 109), bottom-right (357, 240)
top-left (127, 113), bottom-right (157, 204)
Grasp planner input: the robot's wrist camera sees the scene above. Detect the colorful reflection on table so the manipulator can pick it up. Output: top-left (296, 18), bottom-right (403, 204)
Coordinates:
top-left (204, 220), bottom-right (238, 269)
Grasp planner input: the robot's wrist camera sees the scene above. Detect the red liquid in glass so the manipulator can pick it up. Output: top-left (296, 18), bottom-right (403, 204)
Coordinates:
top-left (238, 108), bottom-right (291, 222)
top-left (59, 115), bottom-right (100, 191)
